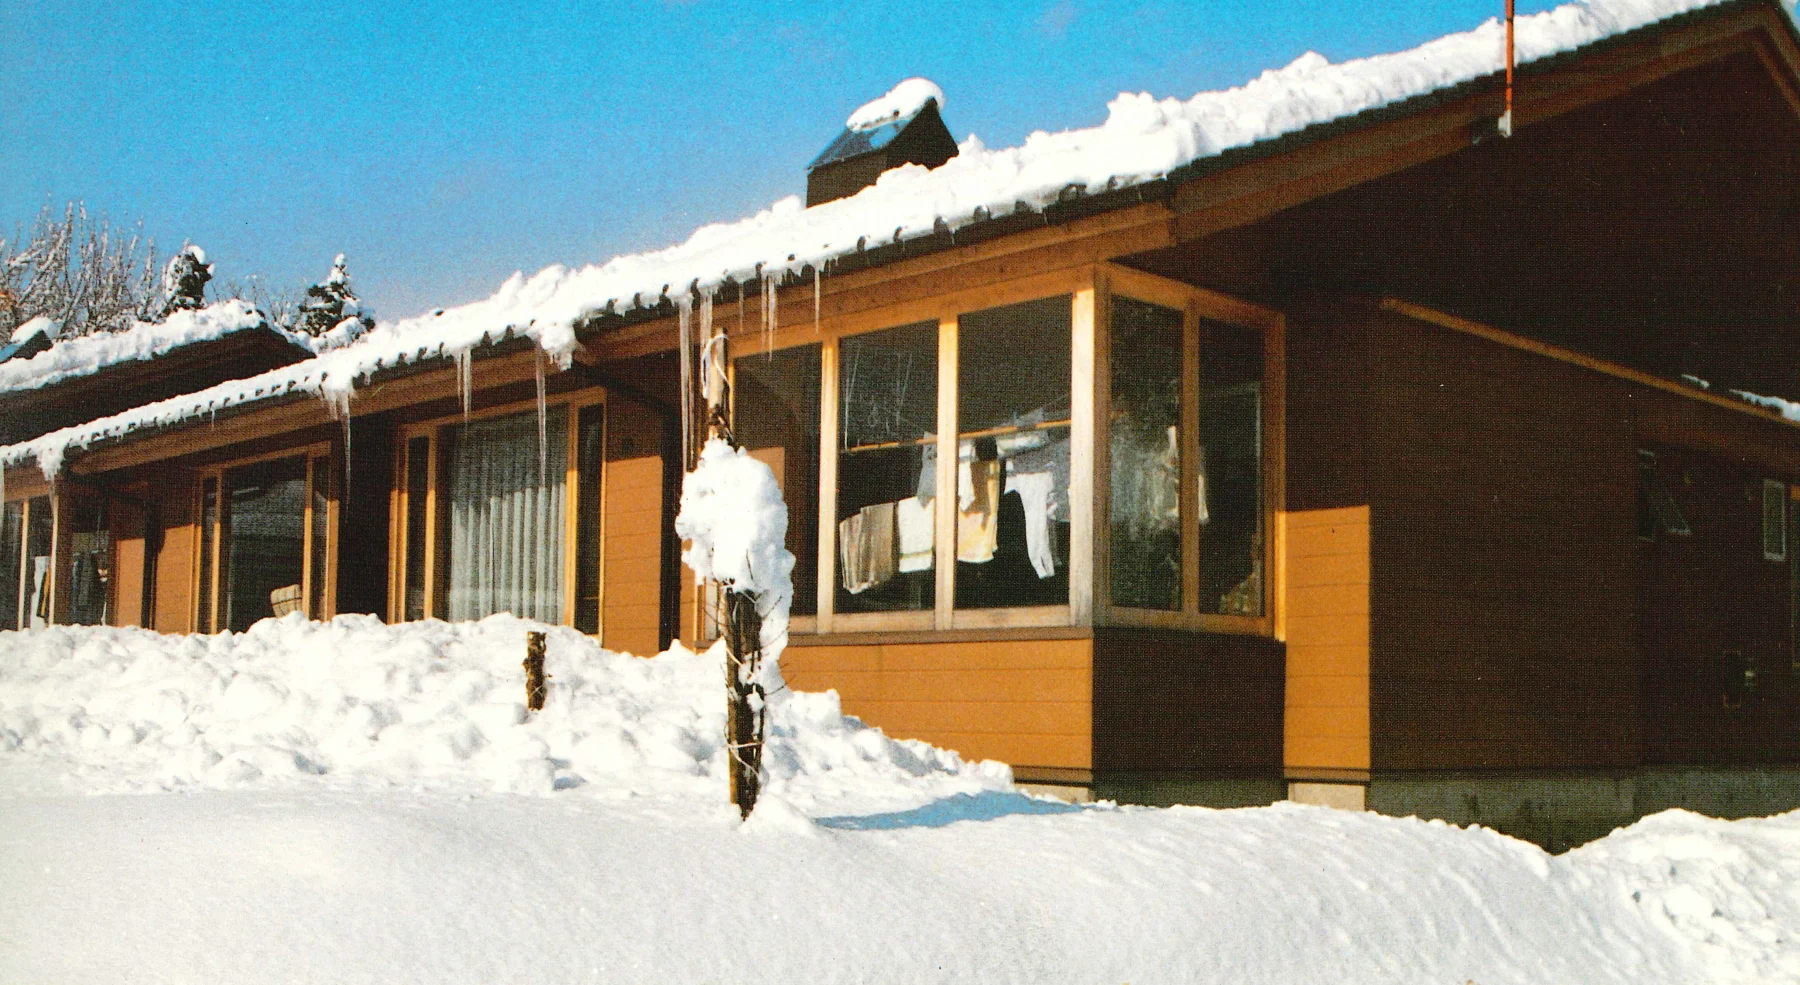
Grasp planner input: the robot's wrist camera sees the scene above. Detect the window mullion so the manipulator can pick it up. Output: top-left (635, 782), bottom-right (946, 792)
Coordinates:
top-left (934, 314), bottom-right (958, 629)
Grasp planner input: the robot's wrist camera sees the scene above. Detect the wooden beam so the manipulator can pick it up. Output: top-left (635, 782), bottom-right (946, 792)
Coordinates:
top-left (1380, 297), bottom-right (1800, 432)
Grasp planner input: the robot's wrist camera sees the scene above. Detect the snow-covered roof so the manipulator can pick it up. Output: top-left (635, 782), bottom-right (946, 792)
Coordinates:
top-left (0, 0), bottom-right (1775, 480)
top-left (0, 301), bottom-right (291, 395)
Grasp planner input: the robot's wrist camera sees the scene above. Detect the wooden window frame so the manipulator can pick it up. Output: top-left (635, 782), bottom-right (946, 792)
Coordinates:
top-left (1, 478), bottom-right (53, 629)
top-left (1098, 264), bottom-right (1286, 637)
top-left (726, 263), bottom-right (1285, 639)
top-left (191, 441), bottom-right (337, 633)
top-left (390, 390), bottom-right (606, 631)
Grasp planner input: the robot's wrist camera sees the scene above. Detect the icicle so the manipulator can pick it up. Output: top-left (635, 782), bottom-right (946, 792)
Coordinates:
top-left (455, 350), bottom-right (472, 420)
top-left (677, 296), bottom-right (695, 471)
top-left (813, 266), bottom-right (821, 334)
top-left (763, 273), bottom-right (778, 357)
top-left (321, 390), bottom-right (353, 496)
top-left (534, 348), bottom-right (548, 484)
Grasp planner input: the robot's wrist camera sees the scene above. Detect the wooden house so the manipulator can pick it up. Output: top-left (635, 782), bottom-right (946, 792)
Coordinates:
top-left (7, 0), bottom-right (1800, 847)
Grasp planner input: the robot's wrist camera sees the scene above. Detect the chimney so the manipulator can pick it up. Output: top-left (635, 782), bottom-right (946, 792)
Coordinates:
top-left (806, 78), bottom-right (959, 207)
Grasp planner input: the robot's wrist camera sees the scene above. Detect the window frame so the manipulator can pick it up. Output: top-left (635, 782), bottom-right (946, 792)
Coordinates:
top-left (389, 389), bottom-right (606, 631)
top-left (191, 440), bottom-right (337, 633)
top-left (0, 477), bottom-right (55, 630)
top-left (725, 263), bottom-right (1285, 639)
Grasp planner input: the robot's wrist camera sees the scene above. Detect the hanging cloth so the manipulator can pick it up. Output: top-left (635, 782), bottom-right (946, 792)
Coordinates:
top-left (896, 496), bottom-right (935, 573)
top-left (1006, 472), bottom-right (1056, 578)
top-left (957, 459), bottom-right (1000, 564)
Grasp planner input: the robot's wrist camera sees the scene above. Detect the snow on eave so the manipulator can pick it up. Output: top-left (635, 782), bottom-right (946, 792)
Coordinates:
top-left (0, 301), bottom-right (286, 394)
top-left (0, 0), bottom-right (1771, 481)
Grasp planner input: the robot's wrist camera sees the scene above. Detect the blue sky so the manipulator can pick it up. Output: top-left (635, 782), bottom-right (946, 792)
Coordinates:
top-left (5, 0), bottom-right (1559, 319)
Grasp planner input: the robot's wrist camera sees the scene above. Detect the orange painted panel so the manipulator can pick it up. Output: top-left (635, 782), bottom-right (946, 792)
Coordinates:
top-left (1286, 674), bottom-right (1372, 709)
top-left (1284, 504), bottom-right (1370, 771)
top-left (783, 637), bottom-right (1094, 769)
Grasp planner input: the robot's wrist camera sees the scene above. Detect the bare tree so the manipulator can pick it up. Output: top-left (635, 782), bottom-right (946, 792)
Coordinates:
top-left (0, 203), bottom-right (159, 338)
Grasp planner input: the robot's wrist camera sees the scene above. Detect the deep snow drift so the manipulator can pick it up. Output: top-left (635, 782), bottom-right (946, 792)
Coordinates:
top-left (5, 619), bottom-right (1800, 984)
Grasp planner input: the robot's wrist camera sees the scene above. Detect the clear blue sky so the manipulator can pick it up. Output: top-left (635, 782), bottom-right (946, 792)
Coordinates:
top-left (5, 0), bottom-right (1558, 319)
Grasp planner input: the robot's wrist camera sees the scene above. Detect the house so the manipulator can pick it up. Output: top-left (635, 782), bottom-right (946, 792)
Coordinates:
top-left (5, 0), bottom-right (1800, 848)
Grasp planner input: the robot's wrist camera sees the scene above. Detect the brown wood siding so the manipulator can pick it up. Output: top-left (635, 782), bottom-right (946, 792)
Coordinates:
top-left (601, 400), bottom-right (666, 657)
top-left (1367, 308), bottom-right (1641, 770)
top-left (783, 638), bottom-right (1093, 770)
top-left (1282, 309), bottom-right (1373, 771)
top-left (1092, 627), bottom-right (1284, 772)
top-left (1638, 443), bottom-right (1800, 765)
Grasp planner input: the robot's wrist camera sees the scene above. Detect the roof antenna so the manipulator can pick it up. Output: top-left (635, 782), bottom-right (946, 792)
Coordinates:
top-left (1498, 0), bottom-right (1516, 137)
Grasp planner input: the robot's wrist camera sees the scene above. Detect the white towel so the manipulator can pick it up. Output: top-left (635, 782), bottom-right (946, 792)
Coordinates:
top-left (1007, 472), bottom-right (1056, 578)
top-left (896, 497), bottom-right (935, 572)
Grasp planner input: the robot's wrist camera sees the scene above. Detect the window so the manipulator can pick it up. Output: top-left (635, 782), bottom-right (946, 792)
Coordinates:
top-left (194, 450), bottom-right (334, 632)
top-left (836, 321), bottom-right (938, 615)
top-left (66, 492), bottom-right (110, 626)
top-left (0, 497), bottom-right (48, 630)
top-left (1110, 298), bottom-right (1184, 611)
top-left (1199, 318), bottom-right (1265, 617)
top-left (443, 406), bottom-right (568, 623)
top-left (1763, 479), bottom-right (1787, 561)
top-left (956, 296), bottom-right (1072, 609)
top-left (393, 395), bottom-right (605, 629)
top-left (1636, 451), bottom-right (1690, 541)
top-left (735, 344), bottom-right (821, 616)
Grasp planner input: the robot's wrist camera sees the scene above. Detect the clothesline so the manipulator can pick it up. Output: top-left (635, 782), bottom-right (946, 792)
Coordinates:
top-left (840, 417), bottom-right (1073, 455)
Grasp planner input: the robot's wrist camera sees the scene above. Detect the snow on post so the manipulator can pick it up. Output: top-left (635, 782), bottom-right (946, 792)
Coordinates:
top-left (675, 437), bottom-right (795, 675)
top-left (675, 436), bottom-right (795, 818)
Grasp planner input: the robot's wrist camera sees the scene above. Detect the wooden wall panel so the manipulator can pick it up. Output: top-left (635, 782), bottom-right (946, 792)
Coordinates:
top-left (1092, 627), bottom-right (1285, 772)
top-left (1367, 308), bottom-right (1641, 770)
top-left (601, 400), bottom-right (667, 657)
top-left (783, 638), bottom-right (1093, 770)
top-left (1282, 308), bottom-right (1373, 773)
top-left (151, 484), bottom-right (196, 633)
top-left (109, 498), bottom-right (146, 628)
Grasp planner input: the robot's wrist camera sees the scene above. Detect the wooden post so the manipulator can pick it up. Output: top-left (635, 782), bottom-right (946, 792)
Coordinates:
top-left (702, 287), bottom-right (767, 820)
top-left (523, 631), bottom-right (548, 711)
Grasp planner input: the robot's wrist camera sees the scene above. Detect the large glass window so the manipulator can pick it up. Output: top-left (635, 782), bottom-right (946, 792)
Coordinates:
top-left (66, 493), bottom-right (110, 626)
top-left (573, 404), bottom-right (606, 634)
top-left (403, 436), bottom-right (432, 621)
top-left (736, 344), bottom-right (821, 616)
top-left (24, 495), bottom-right (51, 629)
top-left (0, 500), bottom-right (22, 630)
top-left (444, 406), bottom-right (568, 623)
top-left (197, 478), bottom-right (217, 629)
top-left (221, 456), bottom-right (308, 632)
top-left (956, 296), bottom-right (1072, 609)
top-left (837, 322), bottom-right (937, 614)
top-left (1199, 319), bottom-right (1265, 617)
top-left (1110, 298), bottom-right (1184, 611)
top-left (308, 456), bottom-right (331, 618)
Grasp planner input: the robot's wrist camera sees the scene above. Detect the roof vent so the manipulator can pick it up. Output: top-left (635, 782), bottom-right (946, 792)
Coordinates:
top-left (806, 78), bottom-right (959, 207)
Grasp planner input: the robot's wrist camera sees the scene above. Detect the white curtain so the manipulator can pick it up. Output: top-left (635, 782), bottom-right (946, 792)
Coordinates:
top-left (447, 407), bottom-right (567, 622)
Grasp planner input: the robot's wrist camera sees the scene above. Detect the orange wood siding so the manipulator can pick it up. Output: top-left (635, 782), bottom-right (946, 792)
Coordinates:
top-left (1367, 308), bottom-right (1640, 771)
top-left (1284, 507), bottom-right (1371, 771)
top-left (151, 493), bottom-right (197, 634)
top-left (601, 402), bottom-right (666, 657)
top-left (109, 498), bottom-right (146, 627)
top-left (783, 638), bottom-right (1093, 770)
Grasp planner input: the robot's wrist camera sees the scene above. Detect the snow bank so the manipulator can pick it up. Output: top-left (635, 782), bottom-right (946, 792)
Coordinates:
top-left (8, 315), bottom-right (57, 344)
top-left (0, 617), bottom-right (1005, 812)
top-left (0, 0), bottom-right (1759, 480)
top-left (0, 300), bottom-right (273, 394)
top-left (846, 77), bottom-right (945, 130)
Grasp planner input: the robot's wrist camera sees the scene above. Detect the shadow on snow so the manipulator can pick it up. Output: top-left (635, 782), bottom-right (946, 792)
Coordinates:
top-left (817, 790), bottom-right (1086, 830)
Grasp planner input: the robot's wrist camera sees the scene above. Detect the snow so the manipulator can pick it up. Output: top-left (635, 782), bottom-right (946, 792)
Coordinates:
top-left (9, 315), bottom-right (56, 344)
top-left (1733, 387), bottom-right (1800, 421)
top-left (0, 300), bottom-right (273, 394)
top-left (846, 77), bottom-right (946, 131)
top-left (0, 0), bottom-right (1770, 482)
top-left (5, 619), bottom-right (1800, 983)
top-left (675, 437), bottom-right (796, 671)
